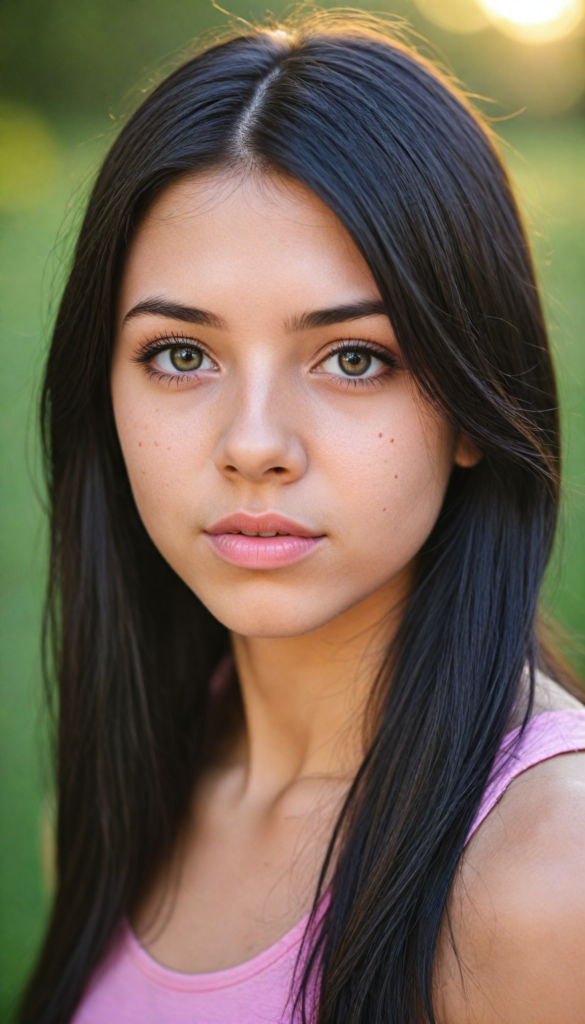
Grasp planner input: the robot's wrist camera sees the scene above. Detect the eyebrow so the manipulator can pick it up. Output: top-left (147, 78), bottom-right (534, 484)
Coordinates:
top-left (286, 300), bottom-right (388, 332)
top-left (122, 296), bottom-right (388, 332)
top-left (122, 297), bottom-right (227, 330)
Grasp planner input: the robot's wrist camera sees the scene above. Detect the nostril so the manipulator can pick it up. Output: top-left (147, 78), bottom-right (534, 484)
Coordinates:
top-left (273, 467), bottom-right (286, 474)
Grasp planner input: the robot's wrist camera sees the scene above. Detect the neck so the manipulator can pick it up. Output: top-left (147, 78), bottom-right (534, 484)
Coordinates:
top-left (230, 567), bottom-right (413, 800)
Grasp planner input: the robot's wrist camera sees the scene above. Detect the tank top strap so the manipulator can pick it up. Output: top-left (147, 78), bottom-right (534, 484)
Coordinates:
top-left (466, 708), bottom-right (585, 846)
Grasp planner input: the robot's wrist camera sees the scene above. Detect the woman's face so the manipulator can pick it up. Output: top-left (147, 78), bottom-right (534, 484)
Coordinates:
top-left (112, 171), bottom-right (473, 638)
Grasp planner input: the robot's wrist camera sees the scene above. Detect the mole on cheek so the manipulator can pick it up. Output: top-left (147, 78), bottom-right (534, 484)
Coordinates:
top-left (379, 433), bottom-right (383, 438)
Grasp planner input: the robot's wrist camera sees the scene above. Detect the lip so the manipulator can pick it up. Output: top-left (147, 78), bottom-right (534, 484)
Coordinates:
top-left (204, 512), bottom-right (325, 569)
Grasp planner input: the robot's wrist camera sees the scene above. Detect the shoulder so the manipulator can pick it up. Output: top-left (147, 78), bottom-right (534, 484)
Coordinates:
top-left (434, 736), bottom-right (585, 1023)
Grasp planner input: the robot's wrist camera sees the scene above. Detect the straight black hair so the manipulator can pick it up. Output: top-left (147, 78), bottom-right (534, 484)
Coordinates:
top-left (21, 11), bottom-right (568, 1023)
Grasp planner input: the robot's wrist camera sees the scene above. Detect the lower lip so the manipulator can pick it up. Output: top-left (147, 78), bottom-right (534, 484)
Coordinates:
top-left (205, 533), bottom-right (324, 569)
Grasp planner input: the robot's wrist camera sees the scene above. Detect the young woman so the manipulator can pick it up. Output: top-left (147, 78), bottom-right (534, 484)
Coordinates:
top-left (20, 13), bottom-right (585, 1024)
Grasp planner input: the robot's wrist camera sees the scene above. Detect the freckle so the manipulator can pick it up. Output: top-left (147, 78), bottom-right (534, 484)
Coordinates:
top-left (167, 446), bottom-right (171, 450)
top-left (390, 438), bottom-right (394, 443)
top-left (383, 507), bottom-right (386, 511)
top-left (154, 440), bottom-right (159, 447)
top-left (138, 441), bottom-right (142, 447)
top-left (394, 474), bottom-right (398, 479)
top-left (378, 432), bottom-right (383, 438)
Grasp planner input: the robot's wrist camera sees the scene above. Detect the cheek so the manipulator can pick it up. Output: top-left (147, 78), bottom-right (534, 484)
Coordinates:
top-left (327, 402), bottom-right (453, 574)
top-left (110, 370), bottom-right (211, 536)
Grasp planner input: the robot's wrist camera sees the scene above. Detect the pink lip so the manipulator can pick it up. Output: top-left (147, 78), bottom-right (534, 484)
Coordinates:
top-left (204, 512), bottom-right (325, 570)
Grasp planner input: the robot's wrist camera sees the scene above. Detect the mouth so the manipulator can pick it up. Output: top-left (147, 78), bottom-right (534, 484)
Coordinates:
top-left (204, 512), bottom-right (325, 569)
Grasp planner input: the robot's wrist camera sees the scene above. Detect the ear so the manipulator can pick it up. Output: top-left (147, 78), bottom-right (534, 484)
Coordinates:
top-left (454, 433), bottom-right (483, 468)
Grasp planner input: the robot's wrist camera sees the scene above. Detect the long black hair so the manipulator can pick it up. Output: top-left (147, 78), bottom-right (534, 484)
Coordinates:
top-left (21, 12), bottom-right (566, 1023)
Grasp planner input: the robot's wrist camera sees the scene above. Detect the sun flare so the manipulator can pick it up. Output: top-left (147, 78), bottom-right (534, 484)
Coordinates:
top-left (482, 0), bottom-right (577, 23)
top-left (478, 0), bottom-right (584, 40)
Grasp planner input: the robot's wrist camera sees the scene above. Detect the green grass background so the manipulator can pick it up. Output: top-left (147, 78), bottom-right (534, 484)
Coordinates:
top-left (0, 115), bottom-right (584, 1020)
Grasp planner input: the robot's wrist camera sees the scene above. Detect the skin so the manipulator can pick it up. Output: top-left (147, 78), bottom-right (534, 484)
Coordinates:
top-left (111, 169), bottom-right (585, 1021)
top-left (434, 692), bottom-right (585, 1024)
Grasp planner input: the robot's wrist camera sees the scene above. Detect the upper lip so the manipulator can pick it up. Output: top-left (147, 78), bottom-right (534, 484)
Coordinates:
top-left (205, 511), bottom-right (322, 538)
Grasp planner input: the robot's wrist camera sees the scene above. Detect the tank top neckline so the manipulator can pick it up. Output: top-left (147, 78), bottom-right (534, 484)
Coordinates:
top-left (124, 905), bottom-right (317, 992)
top-left (125, 707), bottom-right (585, 991)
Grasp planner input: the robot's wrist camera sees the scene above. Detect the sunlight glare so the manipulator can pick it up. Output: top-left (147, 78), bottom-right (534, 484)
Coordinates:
top-left (479, 0), bottom-right (583, 40)
top-left (481, 0), bottom-right (577, 22)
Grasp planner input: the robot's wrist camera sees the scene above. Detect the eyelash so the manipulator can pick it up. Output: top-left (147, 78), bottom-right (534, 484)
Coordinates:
top-left (133, 334), bottom-right (400, 388)
top-left (319, 340), bottom-right (399, 389)
top-left (132, 333), bottom-right (218, 386)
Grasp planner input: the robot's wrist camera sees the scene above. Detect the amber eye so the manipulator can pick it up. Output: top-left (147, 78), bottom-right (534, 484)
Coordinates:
top-left (169, 346), bottom-right (203, 372)
top-left (337, 351), bottom-right (372, 376)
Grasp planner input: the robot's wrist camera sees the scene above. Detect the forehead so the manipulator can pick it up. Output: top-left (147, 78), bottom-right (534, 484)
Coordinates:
top-left (119, 170), bottom-right (378, 319)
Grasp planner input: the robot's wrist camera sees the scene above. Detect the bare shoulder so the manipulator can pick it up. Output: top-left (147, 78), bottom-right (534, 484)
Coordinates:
top-left (434, 740), bottom-right (585, 1023)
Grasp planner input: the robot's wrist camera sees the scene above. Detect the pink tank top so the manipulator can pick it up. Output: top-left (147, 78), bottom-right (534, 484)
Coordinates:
top-left (72, 709), bottom-right (585, 1024)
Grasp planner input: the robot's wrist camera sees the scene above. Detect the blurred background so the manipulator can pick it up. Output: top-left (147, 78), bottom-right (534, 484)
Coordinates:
top-left (0, 0), bottom-right (584, 1018)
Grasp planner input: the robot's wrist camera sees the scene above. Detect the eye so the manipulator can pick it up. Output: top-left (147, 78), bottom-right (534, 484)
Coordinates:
top-left (153, 344), bottom-right (215, 374)
top-left (319, 348), bottom-right (387, 378)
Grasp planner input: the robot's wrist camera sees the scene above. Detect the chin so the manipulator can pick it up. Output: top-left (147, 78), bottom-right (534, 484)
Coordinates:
top-left (194, 589), bottom-right (345, 639)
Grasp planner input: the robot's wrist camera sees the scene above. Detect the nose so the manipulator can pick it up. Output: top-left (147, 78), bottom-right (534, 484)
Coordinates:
top-left (214, 379), bottom-right (307, 484)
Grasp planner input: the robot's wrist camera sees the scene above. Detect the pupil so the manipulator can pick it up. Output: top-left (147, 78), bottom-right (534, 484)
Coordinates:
top-left (339, 351), bottom-right (371, 376)
top-left (170, 346), bottom-right (202, 372)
